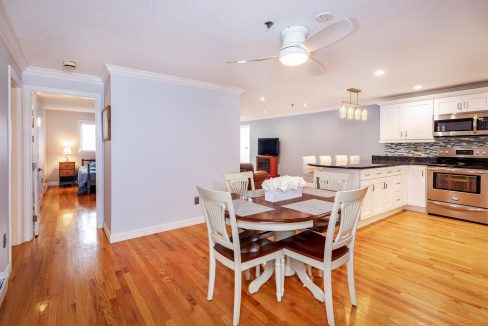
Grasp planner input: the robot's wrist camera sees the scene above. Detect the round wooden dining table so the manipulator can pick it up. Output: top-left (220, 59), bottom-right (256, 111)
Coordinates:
top-left (231, 190), bottom-right (335, 302)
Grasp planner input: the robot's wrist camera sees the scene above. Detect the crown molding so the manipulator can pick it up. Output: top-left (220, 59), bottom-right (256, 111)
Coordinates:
top-left (0, 2), bottom-right (28, 70)
top-left (105, 64), bottom-right (245, 95)
top-left (23, 66), bottom-right (103, 85)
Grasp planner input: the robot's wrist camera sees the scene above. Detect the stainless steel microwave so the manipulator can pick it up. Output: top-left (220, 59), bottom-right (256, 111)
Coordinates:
top-left (433, 111), bottom-right (488, 136)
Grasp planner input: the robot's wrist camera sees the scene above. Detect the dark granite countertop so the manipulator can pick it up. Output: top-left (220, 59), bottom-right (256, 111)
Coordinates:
top-left (309, 156), bottom-right (437, 170)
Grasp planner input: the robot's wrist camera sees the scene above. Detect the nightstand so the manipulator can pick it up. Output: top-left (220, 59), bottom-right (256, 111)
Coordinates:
top-left (59, 162), bottom-right (76, 186)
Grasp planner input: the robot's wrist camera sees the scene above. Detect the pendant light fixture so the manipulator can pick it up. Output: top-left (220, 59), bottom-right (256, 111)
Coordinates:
top-left (339, 88), bottom-right (367, 121)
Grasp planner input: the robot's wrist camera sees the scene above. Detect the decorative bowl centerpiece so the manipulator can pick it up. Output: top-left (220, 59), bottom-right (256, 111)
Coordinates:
top-left (262, 175), bottom-right (305, 202)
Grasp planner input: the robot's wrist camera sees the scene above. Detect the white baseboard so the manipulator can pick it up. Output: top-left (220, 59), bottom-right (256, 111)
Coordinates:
top-left (0, 263), bottom-right (11, 307)
top-left (46, 181), bottom-right (59, 187)
top-left (108, 216), bottom-right (205, 243)
top-left (359, 207), bottom-right (404, 228)
top-left (405, 205), bottom-right (427, 213)
top-left (103, 222), bottom-right (111, 242)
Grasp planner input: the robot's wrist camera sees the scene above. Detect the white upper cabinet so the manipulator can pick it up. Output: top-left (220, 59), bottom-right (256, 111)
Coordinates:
top-left (403, 101), bottom-right (434, 141)
top-left (380, 103), bottom-right (404, 141)
top-left (433, 96), bottom-right (462, 115)
top-left (434, 92), bottom-right (488, 115)
top-left (380, 100), bottom-right (433, 143)
top-left (463, 92), bottom-right (488, 112)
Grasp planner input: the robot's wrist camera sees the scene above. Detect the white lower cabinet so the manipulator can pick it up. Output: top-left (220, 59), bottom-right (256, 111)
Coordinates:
top-left (407, 165), bottom-right (427, 207)
top-left (360, 165), bottom-right (427, 221)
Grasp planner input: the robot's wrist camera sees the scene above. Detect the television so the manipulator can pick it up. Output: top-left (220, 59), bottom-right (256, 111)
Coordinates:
top-left (258, 138), bottom-right (280, 156)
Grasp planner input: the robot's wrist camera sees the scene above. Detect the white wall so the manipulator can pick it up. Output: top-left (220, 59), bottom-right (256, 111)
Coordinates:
top-left (106, 72), bottom-right (240, 240)
top-left (0, 35), bottom-right (22, 273)
top-left (45, 110), bottom-right (95, 184)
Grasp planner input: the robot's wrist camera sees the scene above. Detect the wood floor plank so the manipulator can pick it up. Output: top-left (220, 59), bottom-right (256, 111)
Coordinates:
top-left (0, 187), bottom-right (487, 325)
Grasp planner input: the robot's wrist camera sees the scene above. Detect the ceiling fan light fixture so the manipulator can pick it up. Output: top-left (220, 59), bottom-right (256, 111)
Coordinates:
top-left (279, 46), bottom-right (309, 66)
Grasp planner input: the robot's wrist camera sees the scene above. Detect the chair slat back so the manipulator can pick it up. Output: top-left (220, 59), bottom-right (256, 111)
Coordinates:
top-left (319, 155), bottom-right (332, 165)
top-left (324, 188), bottom-right (368, 260)
top-left (335, 155), bottom-right (349, 165)
top-left (224, 171), bottom-right (255, 194)
top-left (197, 186), bottom-right (240, 254)
top-left (314, 171), bottom-right (349, 191)
top-left (302, 156), bottom-right (317, 176)
top-left (349, 155), bottom-right (360, 164)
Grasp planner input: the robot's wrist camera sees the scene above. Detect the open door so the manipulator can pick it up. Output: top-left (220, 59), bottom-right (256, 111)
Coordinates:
top-left (31, 100), bottom-right (41, 237)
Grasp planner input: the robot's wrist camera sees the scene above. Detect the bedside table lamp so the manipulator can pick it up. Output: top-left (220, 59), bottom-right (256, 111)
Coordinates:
top-left (63, 147), bottom-right (72, 162)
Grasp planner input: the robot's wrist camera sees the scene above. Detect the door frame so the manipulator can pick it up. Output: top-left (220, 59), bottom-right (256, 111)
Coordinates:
top-left (7, 66), bottom-right (22, 268)
top-left (21, 85), bottom-right (104, 242)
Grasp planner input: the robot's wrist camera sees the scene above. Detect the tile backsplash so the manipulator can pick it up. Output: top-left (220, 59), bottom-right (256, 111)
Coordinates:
top-left (384, 136), bottom-right (488, 156)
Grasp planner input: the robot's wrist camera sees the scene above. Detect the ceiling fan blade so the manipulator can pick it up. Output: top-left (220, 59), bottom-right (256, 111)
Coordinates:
top-left (225, 56), bottom-right (278, 64)
top-left (303, 18), bottom-right (354, 52)
top-left (306, 56), bottom-right (326, 76)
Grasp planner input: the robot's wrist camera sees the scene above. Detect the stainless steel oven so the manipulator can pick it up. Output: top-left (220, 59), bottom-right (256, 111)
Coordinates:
top-left (427, 148), bottom-right (488, 224)
top-left (434, 110), bottom-right (488, 137)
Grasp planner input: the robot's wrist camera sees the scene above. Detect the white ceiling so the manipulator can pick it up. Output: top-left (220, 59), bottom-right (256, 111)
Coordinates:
top-left (3, 0), bottom-right (488, 119)
top-left (37, 93), bottom-right (96, 113)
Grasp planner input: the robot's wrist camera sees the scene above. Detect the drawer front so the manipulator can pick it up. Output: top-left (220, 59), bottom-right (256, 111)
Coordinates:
top-left (394, 191), bottom-right (404, 206)
top-left (361, 168), bottom-right (384, 180)
top-left (60, 169), bottom-right (74, 177)
top-left (59, 162), bottom-right (75, 170)
top-left (392, 166), bottom-right (405, 175)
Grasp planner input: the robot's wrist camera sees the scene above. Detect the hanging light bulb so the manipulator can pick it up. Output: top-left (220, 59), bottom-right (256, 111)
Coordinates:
top-left (347, 106), bottom-right (354, 119)
top-left (339, 103), bottom-right (347, 119)
top-left (354, 106), bottom-right (362, 120)
top-left (361, 107), bottom-right (368, 120)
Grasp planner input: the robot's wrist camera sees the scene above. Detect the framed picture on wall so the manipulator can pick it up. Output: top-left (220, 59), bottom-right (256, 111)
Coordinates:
top-left (102, 105), bottom-right (111, 141)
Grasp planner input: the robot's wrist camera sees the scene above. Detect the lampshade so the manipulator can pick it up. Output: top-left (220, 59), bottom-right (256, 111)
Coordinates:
top-left (339, 104), bottom-right (347, 119)
top-left (347, 106), bottom-right (355, 120)
top-left (279, 46), bottom-right (309, 66)
top-left (361, 107), bottom-right (368, 121)
top-left (63, 147), bottom-right (72, 155)
top-left (354, 107), bottom-right (362, 120)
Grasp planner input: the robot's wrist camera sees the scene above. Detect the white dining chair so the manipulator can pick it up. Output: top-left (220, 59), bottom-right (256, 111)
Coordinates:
top-left (349, 155), bottom-right (360, 164)
top-left (197, 186), bottom-right (284, 326)
top-left (224, 171), bottom-right (255, 194)
top-left (302, 156), bottom-right (317, 187)
top-left (223, 171), bottom-right (270, 279)
top-left (315, 171), bottom-right (349, 192)
top-left (334, 155), bottom-right (348, 165)
top-left (319, 155), bottom-right (332, 165)
top-left (280, 187), bottom-right (368, 326)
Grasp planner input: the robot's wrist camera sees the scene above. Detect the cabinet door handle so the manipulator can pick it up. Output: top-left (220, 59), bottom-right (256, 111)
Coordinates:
top-left (457, 102), bottom-right (462, 110)
top-left (422, 170), bottom-right (424, 177)
top-left (405, 130), bottom-right (408, 137)
top-left (372, 184), bottom-right (375, 191)
top-left (400, 131), bottom-right (403, 138)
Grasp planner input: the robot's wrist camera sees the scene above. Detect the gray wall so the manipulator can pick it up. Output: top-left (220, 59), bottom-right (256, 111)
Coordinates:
top-left (107, 73), bottom-right (240, 236)
top-left (0, 36), bottom-right (21, 272)
top-left (246, 105), bottom-right (385, 178)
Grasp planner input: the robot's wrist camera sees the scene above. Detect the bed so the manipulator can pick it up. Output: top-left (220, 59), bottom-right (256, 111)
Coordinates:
top-left (77, 159), bottom-right (96, 195)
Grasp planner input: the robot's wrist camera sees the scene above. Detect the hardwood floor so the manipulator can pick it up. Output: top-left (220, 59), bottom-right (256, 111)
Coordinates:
top-left (0, 187), bottom-right (487, 325)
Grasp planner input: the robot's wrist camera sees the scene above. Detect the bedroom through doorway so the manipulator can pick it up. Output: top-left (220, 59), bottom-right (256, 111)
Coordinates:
top-left (32, 92), bottom-right (98, 237)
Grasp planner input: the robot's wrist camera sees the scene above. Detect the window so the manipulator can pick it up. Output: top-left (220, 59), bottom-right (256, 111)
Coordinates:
top-left (240, 124), bottom-right (250, 163)
top-left (80, 121), bottom-right (96, 152)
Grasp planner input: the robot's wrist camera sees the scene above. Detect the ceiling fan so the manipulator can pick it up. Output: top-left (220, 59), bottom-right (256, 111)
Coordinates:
top-left (226, 17), bottom-right (355, 74)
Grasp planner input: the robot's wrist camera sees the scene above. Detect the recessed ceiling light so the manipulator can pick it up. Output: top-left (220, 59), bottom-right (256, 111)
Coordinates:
top-left (303, 103), bottom-right (308, 108)
top-left (260, 96), bottom-right (265, 101)
top-left (413, 85), bottom-right (423, 90)
top-left (263, 109), bottom-right (269, 114)
top-left (374, 69), bottom-right (385, 76)
top-left (237, 60), bottom-right (246, 64)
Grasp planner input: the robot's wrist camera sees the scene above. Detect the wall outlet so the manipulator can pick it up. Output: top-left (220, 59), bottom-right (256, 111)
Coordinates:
top-left (2, 234), bottom-right (6, 248)
top-left (194, 196), bottom-right (199, 205)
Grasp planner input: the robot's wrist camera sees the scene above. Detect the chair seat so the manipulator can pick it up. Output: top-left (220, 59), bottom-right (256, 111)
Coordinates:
top-left (215, 234), bottom-right (282, 263)
top-left (279, 230), bottom-right (349, 262)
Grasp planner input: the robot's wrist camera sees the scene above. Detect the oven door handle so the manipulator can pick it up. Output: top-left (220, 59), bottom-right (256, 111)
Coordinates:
top-left (428, 167), bottom-right (488, 174)
top-left (429, 200), bottom-right (488, 212)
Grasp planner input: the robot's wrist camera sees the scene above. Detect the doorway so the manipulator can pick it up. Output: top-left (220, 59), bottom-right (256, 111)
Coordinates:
top-left (19, 85), bottom-right (104, 244)
top-left (32, 92), bottom-right (99, 236)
